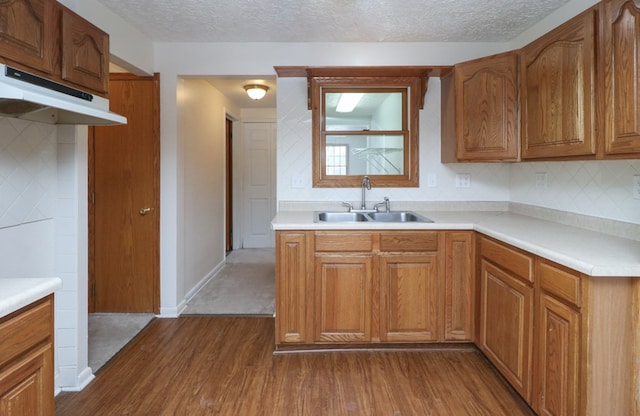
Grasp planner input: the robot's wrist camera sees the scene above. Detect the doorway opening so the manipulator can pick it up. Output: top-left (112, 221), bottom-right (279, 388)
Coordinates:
top-left (226, 117), bottom-right (233, 254)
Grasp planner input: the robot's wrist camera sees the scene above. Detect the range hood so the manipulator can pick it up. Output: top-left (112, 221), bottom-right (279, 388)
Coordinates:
top-left (0, 64), bottom-right (126, 125)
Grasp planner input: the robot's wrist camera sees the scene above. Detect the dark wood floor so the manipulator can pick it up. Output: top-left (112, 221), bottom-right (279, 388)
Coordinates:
top-left (56, 317), bottom-right (533, 415)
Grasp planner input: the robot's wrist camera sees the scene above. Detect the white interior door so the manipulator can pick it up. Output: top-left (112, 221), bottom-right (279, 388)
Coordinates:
top-left (241, 122), bottom-right (276, 248)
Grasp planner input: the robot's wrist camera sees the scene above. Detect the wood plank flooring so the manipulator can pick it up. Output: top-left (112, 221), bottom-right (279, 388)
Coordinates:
top-left (56, 317), bottom-right (534, 415)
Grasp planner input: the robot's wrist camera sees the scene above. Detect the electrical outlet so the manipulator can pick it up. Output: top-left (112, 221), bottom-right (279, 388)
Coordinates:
top-left (427, 173), bottom-right (437, 187)
top-left (455, 173), bottom-right (471, 188)
top-left (633, 175), bottom-right (640, 200)
top-left (535, 172), bottom-right (548, 189)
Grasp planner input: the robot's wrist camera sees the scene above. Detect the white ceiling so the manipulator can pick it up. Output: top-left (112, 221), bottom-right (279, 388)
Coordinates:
top-left (99, 0), bottom-right (572, 108)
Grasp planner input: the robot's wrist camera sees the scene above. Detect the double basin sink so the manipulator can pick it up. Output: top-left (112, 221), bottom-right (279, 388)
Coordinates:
top-left (315, 211), bottom-right (433, 223)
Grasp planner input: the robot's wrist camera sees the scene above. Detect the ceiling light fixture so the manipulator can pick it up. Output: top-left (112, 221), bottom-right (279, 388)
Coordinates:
top-left (244, 84), bottom-right (269, 100)
top-left (336, 93), bottom-right (364, 112)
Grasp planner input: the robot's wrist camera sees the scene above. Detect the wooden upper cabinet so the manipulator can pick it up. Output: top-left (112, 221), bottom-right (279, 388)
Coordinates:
top-left (521, 8), bottom-right (597, 159)
top-left (61, 6), bottom-right (109, 94)
top-left (599, 0), bottom-right (640, 157)
top-left (0, 0), bottom-right (57, 74)
top-left (442, 52), bottom-right (519, 162)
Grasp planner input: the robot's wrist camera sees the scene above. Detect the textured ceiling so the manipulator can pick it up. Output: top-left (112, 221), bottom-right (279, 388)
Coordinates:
top-left (97, 0), bottom-right (572, 43)
top-left (100, 0), bottom-right (572, 109)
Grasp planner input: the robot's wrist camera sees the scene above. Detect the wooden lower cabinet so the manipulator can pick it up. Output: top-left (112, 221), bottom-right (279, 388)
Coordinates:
top-left (0, 296), bottom-right (55, 416)
top-left (535, 292), bottom-right (580, 416)
top-left (479, 259), bottom-right (533, 402)
top-left (379, 252), bottom-right (440, 342)
top-left (275, 231), bottom-right (309, 344)
top-left (444, 231), bottom-right (474, 341)
top-left (314, 254), bottom-right (373, 343)
top-left (275, 230), bottom-right (474, 347)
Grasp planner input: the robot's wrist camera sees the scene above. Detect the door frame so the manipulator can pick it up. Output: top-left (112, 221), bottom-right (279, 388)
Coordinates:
top-left (88, 72), bottom-right (161, 314)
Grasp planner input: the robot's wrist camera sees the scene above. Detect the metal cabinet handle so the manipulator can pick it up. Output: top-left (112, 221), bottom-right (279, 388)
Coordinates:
top-left (139, 207), bottom-right (154, 215)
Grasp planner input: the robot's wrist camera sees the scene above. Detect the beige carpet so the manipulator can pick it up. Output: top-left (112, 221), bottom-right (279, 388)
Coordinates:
top-left (182, 248), bottom-right (275, 315)
top-left (88, 313), bottom-right (155, 372)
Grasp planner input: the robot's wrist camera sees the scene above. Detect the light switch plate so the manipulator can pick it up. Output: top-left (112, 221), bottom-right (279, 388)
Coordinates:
top-left (427, 173), bottom-right (437, 187)
top-left (291, 175), bottom-right (305, 189)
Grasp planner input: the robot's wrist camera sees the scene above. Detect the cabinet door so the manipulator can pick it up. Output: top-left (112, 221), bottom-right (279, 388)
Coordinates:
top-left (0, 344), bottom-right (54, 416)
top-left (600, 0), bottom-right (640, 157)
top-left (61, 6), bottom-right (109, 94)
top-left (379, 252), bottom-right (440, 342)
top-left (444, 231), bottom-right (474, 341)
top-left (479, 260), bottom-right (533, 402)
top-left (454, 52), bottom-right (519, 161)
top-left (535, 293), bottom-right (581, 416)
top-left (0, 0), bottom-right (57, 74)
top-left (314, 254), bottom-right (373, 343)
top-left (275, 231), bottom-right (309, 345)
top-left (521, 9), bottom-right (597, 159)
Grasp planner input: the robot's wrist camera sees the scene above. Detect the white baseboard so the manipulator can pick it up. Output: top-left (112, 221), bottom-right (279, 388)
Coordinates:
top-left (57, 367), bottom-right (95, 392)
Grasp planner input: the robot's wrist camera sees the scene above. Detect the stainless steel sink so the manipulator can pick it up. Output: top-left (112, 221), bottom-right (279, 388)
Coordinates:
top-left (314, 210), bottom-right (432, 223)
top-left (315, 211), bottom-right (370, 222)
top-left (367, 211), bottom-right (433, 222)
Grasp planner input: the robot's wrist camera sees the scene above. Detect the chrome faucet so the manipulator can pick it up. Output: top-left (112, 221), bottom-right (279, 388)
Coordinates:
top-left (374, 197), bottom-right (390, 213)
top-left (361, 176), bottom-right (371, 210)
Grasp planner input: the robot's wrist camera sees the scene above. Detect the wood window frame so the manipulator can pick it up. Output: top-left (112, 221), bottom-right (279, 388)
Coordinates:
top-left (311, 72), bottom-right (422, 188)
top-left (274, 66), bottom-right (453, 188)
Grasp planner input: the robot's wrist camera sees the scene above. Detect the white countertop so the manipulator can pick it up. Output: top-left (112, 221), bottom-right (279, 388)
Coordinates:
top-left (271, 210), bottom-right (640, 277)
top-left (0, 277), bottom-right (63, 319)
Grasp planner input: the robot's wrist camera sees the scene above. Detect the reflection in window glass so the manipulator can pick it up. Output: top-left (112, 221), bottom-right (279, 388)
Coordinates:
top-left (325, 144), bottom-right (348, 175)
top-left (325, 92), bottom-right (403, 132)
top-left (326, 135), bottom-right (404, 175)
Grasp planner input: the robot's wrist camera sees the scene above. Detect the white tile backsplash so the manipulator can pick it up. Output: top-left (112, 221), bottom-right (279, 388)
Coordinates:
top-left (0, 117), bottom-right (56, 228)
top-left (276, 77), bottom-right (640, 226)
top-left (510, 160), bottom-right (640, 224)
top-left (276, 77), bottom-right (511, 204)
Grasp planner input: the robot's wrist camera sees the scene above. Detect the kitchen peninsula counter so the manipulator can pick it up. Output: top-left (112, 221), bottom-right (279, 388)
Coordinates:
top-left (0, 277), bottom-right (62, 318)
top-left (272, 210), bottom-right (640, 277)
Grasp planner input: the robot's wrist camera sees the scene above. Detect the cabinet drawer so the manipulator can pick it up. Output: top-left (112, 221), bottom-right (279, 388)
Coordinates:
top-left (0, 296), bottom-right (52, 367)
top-left (480, 237), bottom-right (533, 283)
top-left (379, 232), bottom-right (438, 252)
top-left (537, 261), bottom-right (581, 308)
top-left (315, 232), bottom-right (373, 252)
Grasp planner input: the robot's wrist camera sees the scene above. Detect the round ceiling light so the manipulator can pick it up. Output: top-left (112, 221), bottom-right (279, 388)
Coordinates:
top-left (244, 84), bottom-right (269, 100)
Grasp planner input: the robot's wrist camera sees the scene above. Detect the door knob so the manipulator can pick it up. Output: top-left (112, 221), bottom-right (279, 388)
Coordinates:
top-left (139, 207), bottom-right (154, 215)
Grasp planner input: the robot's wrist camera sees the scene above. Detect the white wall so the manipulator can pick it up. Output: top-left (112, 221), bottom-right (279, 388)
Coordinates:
top-left (276, 76), bottom-right (512, 204)
top-left (0, 118), bottom-right (92, 391)
top-left (175, 79), bottom-right (239, 310)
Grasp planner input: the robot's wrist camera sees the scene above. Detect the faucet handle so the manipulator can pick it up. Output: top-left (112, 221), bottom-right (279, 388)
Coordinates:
top-left (342, 202), bottom-right (353, 211)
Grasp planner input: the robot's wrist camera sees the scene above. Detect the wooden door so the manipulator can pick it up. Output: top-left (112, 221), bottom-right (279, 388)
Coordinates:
top-left (521, 8), bottom-right (597, 159)
top-left (600, 0), bottom-right (640, 157)
top-left (89, 73), bottom-right (160, 313)
top-left (379, 253), bottom-right (440, 342)
top-left (479, 260), bottom-right (533, 403)
top-left (454, 52), bottom-right (519, 161)
top-left (314, 254), bottom-right (373, 343)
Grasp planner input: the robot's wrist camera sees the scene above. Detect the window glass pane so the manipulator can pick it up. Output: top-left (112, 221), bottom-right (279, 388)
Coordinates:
top-left (325, 144), bottom-right (348, 175)
top-left (325, 92), bottom-right (403, 131)
top-left (326, 135), bottom-right (404, 175)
